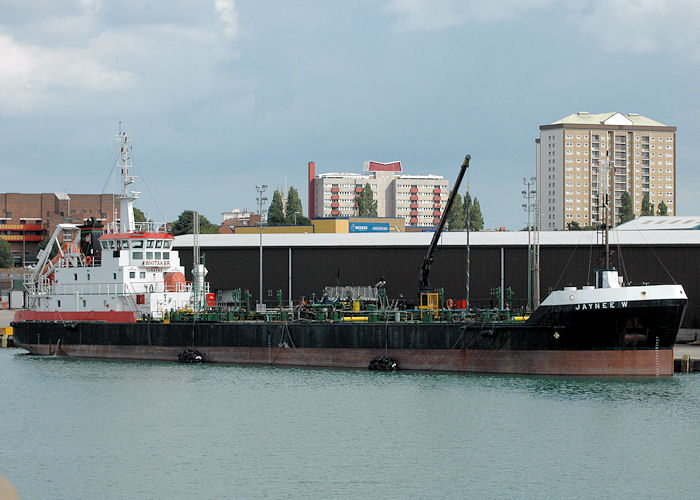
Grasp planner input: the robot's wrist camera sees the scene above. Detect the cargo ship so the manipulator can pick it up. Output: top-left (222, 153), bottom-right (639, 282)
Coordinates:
top-left (12, 133), bottom-right (688, 375)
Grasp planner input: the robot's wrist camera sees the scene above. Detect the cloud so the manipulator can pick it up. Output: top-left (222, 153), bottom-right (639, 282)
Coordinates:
top-left (0, 33), bottom-right (139, 112)
top-left (385, 0), bottom-right (700, 58)
top-left (215, 0), bottom-right (239, 39)
top-left (385, 0), bottom-right (554, 31)
top-left (570, 0), bottom-right (700, 58)
top-left (0, 0), bottom-right (242, 115)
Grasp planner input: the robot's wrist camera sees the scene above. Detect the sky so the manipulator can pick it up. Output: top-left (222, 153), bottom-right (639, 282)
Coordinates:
top-left (1, 0), bottom-right (699, 229)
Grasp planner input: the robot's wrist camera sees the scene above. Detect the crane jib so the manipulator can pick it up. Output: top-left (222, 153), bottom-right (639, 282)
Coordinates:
top-left (418, 154), bottom-right (470, 293)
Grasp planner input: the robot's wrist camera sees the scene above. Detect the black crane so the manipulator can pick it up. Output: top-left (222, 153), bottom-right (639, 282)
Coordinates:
top-left (418, 154), bottom-right (471, 295)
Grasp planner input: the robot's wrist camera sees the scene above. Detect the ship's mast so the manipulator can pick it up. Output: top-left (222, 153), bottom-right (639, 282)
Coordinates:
top-left (115, 128), bottom-right (140, 233)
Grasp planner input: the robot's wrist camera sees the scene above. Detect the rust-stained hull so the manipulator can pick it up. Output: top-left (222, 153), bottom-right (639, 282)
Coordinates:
top-left (12, 296), bottom-right (686, 376)
top-left (16, 342), bottom-right (674, 376)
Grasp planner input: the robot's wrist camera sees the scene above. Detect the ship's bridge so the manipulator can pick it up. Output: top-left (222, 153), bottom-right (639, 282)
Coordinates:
top-left (99, 232), bottom-right (175, 268)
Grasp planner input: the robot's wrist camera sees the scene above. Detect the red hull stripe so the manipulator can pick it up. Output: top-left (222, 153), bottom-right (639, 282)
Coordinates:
top-left (14, 310), bottom-right (137, 323)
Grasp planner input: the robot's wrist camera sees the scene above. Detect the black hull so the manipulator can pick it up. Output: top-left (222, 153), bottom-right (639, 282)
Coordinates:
top-left (11, 298), bottom-right (686, 375)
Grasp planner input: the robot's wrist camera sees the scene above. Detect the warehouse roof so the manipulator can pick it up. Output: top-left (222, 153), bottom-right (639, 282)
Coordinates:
top-left (174, 230), bottom-right (700, 249)
top-left (614, 216), bottom-right (700, 231)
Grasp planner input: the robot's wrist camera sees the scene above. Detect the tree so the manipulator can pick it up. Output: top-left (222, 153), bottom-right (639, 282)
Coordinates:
top-left (285, 186), bottom-right (310, 225)
top-left (567, 221), bottom-right (582, 231)
top-left (0, 239), bottom-right (13, 268)
top-left (463, 193), bottom-right (483, 231)
top-left (357, 183), bottom-right (377, 217)
top-left (640, 192), bottom-right (653, 216)
top-left (37, 236), bottom-right (58, 260)
top-left (267, 190), bottom-right (286, 225)
top-left (619, 192), bottom-right (635, 224)
top-left (171, 210), bottom-right (219, 235)
top-left (446, 190), bottom-right (465, 230)
top-left (471, 197), bottom-right (484, 231)
top-left (657, 200), bottom-right (668, 216)
top-left (134, 207), bottom-right (147, 223)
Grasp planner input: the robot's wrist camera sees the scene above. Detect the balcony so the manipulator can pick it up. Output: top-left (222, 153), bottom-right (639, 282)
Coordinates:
top-left (433, 196), bottom-right (441, 201)
top-left (331, 194), bottom-right (339, 200)
top-left (331, 202), bottom-right (339, 208)
top-left (410, 203), bottom-right (418, 209)
top-left (410, 210), bottom-right (418, 216)
top-left (410, 188), bottom-right (418, 194)
top-left (433, 188), bottom-right (441, 194)
top-left (331, 187), bottom-right (339, 193)
top-left (410, 195), bottom-right (418, 201)
top-left (355, 187), bottom-right (363, 193)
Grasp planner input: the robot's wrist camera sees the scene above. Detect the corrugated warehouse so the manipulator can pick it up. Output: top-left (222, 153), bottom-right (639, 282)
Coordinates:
top-left (174, 230), bottom-right (700, 329)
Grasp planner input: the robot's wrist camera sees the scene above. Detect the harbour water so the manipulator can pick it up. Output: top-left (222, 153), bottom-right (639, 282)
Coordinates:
top-left (2, 348), bottom-right (699, 499)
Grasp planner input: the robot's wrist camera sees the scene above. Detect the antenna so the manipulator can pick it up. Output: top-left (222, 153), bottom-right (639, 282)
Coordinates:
top-left (114, 127), bottom-right (139, 232)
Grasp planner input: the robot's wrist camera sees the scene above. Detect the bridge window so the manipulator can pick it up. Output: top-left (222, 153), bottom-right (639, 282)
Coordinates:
top-left (132, 241), bottom-right (143, 248)
top-left (146, 240), bottom-right (155, 248)
top-left (155, 240), bottom-right (163, 248)
top-left (121, 240), bottom-right (129, 248)
top-left (163, 241), bottom-right (171, 249)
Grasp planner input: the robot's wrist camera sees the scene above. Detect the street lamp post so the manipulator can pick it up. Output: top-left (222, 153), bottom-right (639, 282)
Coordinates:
top-left (293, 211), bottom-right (299, 225)
top-left (256, 185), bottom-right (268, 309)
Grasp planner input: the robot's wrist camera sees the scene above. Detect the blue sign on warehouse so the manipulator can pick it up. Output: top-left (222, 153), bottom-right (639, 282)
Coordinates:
top-left (349, 222), bottom-right (390, 233)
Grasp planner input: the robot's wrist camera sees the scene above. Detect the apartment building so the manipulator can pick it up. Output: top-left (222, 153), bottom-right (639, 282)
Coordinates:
top-left (536, 112), bottom-right (677, 230)
top-left (308, 161), bottom-right (448, 227)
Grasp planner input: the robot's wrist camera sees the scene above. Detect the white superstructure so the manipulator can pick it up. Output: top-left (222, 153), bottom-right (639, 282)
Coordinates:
top-left (24, 131), bottom-right (204, 320)
top-left (540, 269), bottom-right (687, 308)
